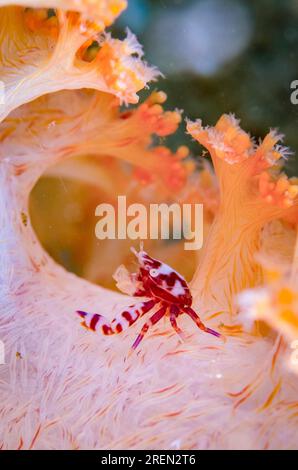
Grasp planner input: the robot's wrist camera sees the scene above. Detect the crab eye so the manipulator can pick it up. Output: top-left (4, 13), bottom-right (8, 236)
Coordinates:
top-left (149, 269), bottom-right (159, 278)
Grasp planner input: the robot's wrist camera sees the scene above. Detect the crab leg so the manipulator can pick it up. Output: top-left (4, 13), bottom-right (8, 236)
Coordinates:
top-left (183, 306), bottom-right (222, 338)
top-left (131, 304), bottom-right (167, 350)
top-left (169, 304), bottom-right (186, 341)
top-left (76, 299), bottom-right (157, 335)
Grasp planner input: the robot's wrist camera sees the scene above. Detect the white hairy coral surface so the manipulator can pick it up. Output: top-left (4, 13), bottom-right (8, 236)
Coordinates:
top-left (0, 2), bottom-right (298, 451)
top-left (1, 190), bottom-right (297, 450)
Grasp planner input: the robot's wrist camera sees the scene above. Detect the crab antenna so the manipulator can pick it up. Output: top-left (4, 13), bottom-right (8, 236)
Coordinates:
top-left (130, 241), bottom-right (144, 258)
top-left (130, 246), bottom-right (138, 257)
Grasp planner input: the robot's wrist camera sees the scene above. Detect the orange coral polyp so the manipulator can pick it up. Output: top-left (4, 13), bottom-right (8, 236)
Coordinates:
top-left (278, 287), bottom-right (295, 304)
top-left (213, 114), bottom-right (253, 162)
top-left (187, 114), bottom-right (254, 164)
top-left (136, 103), bottom-right (181, 137)
top-left (258, 172), bottom-right (298, 209)
top-left (92, 37), bottom-right (158, 100)
top-left (240, 279), bottom-right (298, 343)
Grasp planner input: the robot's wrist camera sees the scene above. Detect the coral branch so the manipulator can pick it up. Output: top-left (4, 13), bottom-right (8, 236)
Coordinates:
top-left (187, 114), bottom-right (298, 314)
top-left (0, 5), bottom-right (155, 122)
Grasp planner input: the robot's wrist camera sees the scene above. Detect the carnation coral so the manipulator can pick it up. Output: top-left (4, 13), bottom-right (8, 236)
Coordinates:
top-left (0, 0), bottom-right (298, 450)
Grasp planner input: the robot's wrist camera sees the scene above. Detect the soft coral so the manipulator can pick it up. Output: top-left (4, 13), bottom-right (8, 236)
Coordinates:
top-left (187, 114), bottom-right (298, 315)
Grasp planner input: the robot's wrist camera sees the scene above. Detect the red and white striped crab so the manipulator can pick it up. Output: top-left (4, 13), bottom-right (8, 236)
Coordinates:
top-left (77, 245), bottom-right (222, 350)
